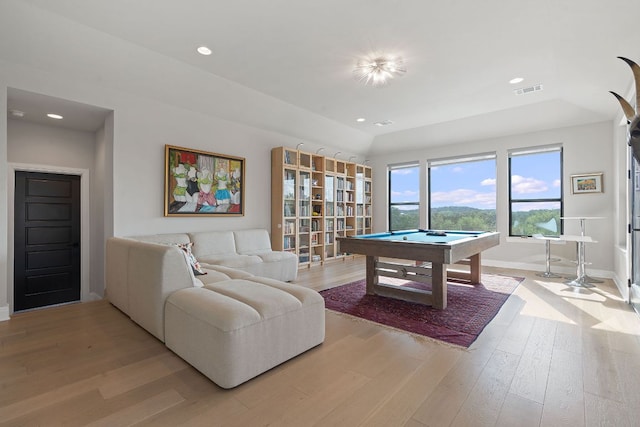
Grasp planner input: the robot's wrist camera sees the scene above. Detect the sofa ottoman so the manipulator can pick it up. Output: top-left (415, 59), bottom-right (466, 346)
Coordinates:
top-left (164, 278), bottom-right (325, 389)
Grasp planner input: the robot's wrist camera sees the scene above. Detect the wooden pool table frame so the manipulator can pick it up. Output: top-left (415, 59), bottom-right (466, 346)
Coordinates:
top-left (337, 231), bottom-right (500, 309)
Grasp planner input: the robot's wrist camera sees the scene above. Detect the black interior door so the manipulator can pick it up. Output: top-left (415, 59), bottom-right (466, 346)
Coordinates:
top-left (14, 171), bottom-right (81, 311)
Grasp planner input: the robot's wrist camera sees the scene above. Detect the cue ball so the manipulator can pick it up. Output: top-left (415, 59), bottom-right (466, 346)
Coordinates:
top-left (403, 236), bottom-right (408, 240)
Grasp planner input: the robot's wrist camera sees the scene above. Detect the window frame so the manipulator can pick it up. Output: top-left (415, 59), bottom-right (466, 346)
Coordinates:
top-left (508, 144), bottom-right (564, 237)
top-left (388, 162), bottom-right (420, 231)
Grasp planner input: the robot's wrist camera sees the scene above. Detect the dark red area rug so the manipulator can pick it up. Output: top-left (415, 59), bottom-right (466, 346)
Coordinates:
top-left (320, 274), bottom-right (524, 347)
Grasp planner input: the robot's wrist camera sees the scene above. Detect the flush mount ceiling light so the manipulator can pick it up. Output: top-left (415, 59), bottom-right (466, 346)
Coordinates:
top-left (197, 46), bottom-right (212, 56)
top-left (509, 77), bottom-right (524, 84)
top-left (356, 117), bottom-right (366, 123)
top-left (47, 113), bottom-right (63, 120)
top-left (353, 54), bottom-right (406, 87)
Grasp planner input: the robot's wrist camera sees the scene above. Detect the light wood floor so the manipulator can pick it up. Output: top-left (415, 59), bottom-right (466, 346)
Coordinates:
top-left (1, 258), bottom-right (640, 426)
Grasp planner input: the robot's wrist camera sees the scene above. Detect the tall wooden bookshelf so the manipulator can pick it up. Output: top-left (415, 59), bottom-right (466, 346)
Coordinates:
top-left (271, 146), bottom-right (372, 267)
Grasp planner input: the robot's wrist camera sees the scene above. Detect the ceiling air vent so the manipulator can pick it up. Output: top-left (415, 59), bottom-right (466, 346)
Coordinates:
top-left (514, 84), bottom-right (543, 96)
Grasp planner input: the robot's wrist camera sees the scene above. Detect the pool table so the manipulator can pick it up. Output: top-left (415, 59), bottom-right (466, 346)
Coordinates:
top-left (337, 230), bottom-right (500, 309)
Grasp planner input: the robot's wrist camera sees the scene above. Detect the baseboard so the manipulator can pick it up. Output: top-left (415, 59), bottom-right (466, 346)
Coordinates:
top-left (87, 292), bottom-right (103, 302)
top-left (611, 273), bottom-right (630, 303)
top-left (0, 305), bottom-right (10, 322)
top-left (483, 259), bottom-right (615, 280)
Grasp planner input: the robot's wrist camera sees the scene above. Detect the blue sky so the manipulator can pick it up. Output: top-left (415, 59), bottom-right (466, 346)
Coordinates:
top-left (391, 152), bottom-right (561, 210)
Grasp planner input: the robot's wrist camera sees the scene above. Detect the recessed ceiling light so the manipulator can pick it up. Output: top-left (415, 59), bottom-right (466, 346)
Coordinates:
top-left (356, 118), bottom-right (366, 123)
top-left (373, 120), bottom-right (394, 126)
top-left (509, 77), bottom-right (524, 84)
top-left (197, 46), bottom-right (212, 56)
top-left (47, 113), bottom-right (63, 120)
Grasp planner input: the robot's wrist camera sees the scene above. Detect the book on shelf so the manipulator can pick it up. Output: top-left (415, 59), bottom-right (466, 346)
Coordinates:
top-left (284, 203), bottom-right (295, 217)
top-left (283, 235), bottom-right (296, 249)
top-left (284, 221), bottom-right (295, 234)
top-left (325, 219), bottom-right (334, 231)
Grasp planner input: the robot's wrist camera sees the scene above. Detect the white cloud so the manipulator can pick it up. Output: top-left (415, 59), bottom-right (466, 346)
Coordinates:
top-left (552, 179), bottom-right (561, 187)
top-left (391, 190), bottom-right (419, 198)
top-left (391, 168), bottom-right (416, 176)
top-left (481, 178), bottom-right (496, 186)
top-left (452, 166), bottom-right (464, 173)
top-left (431, 189), bottom-right (496, 208)
top-left (511, 175), bottom-right (548, 194)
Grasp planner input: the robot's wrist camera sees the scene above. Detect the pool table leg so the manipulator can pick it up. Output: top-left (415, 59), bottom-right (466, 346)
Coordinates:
top-left (469, 253), bottom-right (481, 284)
top-left (366, 255), bottom-right (378, 295)
top-left (432, 262), bottom-right (447, 309)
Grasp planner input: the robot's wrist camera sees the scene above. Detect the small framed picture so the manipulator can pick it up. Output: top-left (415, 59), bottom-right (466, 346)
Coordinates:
top-left (571, 172), bottom-right (603, 194)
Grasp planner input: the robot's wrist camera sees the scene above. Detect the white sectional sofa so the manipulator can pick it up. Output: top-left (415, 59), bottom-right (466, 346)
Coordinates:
top-left (106, 229), bottom-right (325, 389)
top-left (132, 228), bottom-right (298, 282)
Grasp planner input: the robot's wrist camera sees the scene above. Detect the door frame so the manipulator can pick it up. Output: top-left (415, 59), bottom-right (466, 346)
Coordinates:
top-left (630, 153), bottom-right (640, 313)
top-left (7, 163), bottom-right (90, 314)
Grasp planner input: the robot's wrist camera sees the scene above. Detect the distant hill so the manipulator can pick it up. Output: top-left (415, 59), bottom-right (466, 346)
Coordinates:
top-left (391, 205), bottom-right (558, 235)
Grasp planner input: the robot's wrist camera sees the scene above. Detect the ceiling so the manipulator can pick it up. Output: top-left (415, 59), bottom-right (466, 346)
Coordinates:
top-left (8, 0), bottom-right (640, 150)
top-left (7, 88), bottom-right (112, 133)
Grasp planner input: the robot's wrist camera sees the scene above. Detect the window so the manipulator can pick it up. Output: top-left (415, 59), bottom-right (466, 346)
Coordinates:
top-left (509, 145), bottom-right (563, 237)
top-left (388, 163), bottom-right (420, 231)
top-left (428, 153), bottom-right (497, 231)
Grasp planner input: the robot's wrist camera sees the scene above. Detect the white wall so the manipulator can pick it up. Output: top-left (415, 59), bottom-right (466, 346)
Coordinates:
top-left (368, 121), bottom-right (619, 278)
top-left (8, 119), bottom-right (96, 167)
top-left (0, 1), bottom-right (363, 315)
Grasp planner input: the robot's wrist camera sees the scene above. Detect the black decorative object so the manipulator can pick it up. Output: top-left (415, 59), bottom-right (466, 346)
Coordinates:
top-left (610, 57), bottom-right (640, 162)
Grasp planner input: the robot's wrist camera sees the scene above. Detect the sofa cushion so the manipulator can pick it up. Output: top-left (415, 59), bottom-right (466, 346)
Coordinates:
top-left (253, 251), bottom-right (297, 264)
top-left (134, 233), bottom-right (191, 245)
top-left (233, 229), bottom-right (272, 255)
top-left (198, 269), bottom-right (232, 285)
top-left (203, 279), bottom-right (303, 322)
top-left (197, 254), bottom-right (262, 269)
top-left (243, 276), bottom-right (325, 306)
top-left (189, 231), bottom-right (236, 257)
top-left (200, 264), bottom-right (255, 279)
